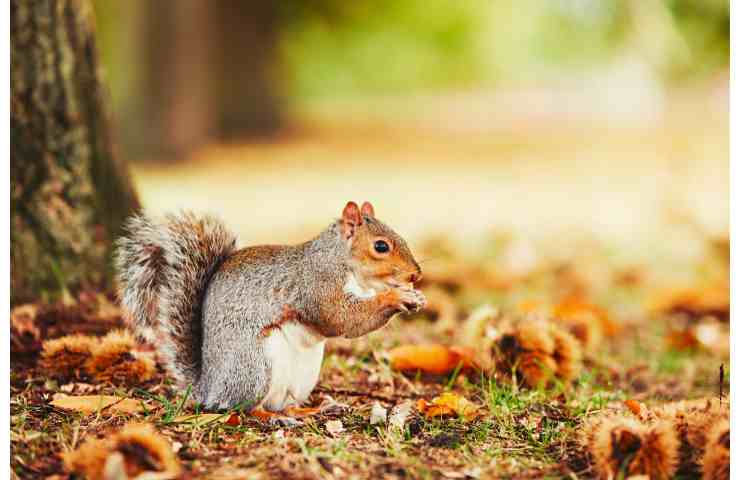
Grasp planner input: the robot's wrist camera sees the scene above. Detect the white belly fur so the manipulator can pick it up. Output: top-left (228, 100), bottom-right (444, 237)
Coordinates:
top-left (261, 322), bottom-right (325, 411)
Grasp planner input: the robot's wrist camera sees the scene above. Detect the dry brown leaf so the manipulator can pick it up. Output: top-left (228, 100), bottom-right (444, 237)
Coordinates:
top-left (416, 392), bottom-right (481, 421)
top-left (50, 395), bottom-right (144, 415)
top-left (225, 412), bottom-right (241, 426)
top-left (388, 344), bottom-right (478, 375)
top-left (172, 413), bottom-right (229, 426)
top-left (666, 328), bottom-right (700, 351)
top-left (283, 406), bottom-right (321, 418)
top-left (624, 399), bottom-right (649, 421)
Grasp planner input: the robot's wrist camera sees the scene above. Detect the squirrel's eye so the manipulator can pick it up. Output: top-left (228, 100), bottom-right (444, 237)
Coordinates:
top-left (374, 240), bottom-right (390, 254)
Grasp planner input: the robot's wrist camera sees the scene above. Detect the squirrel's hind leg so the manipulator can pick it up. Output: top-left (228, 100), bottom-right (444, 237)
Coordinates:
top-left (196, 340), bottom-right (271, 411)
top-left (249, 408), bottom-right (304, 427)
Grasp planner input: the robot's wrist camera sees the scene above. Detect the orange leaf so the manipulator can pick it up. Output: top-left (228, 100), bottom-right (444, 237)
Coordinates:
top-left (284, 406), bottom-right (320, 418)
top-left (650, 284), bottom-right (729, 321)
top-left (389, 344), bottom-right (478, 375)
top-left (416, 392), bottom-right (481, 421)
top-left (50, 395), bottom-right (144, 415)
top-left (517, 299), bottom-right (544, 314)
top-left (554, 297), bottom-right (617, 336)
top-left (624, 399), bottom-right (642, 416)
top-left (225, 413), bottom-right (241, 426)
top-left (665, 329), bottom-right (699, 351)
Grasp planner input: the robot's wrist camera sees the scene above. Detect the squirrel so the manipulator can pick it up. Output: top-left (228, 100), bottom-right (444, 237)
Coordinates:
top-left (115, 201), bottom-right (426, 411)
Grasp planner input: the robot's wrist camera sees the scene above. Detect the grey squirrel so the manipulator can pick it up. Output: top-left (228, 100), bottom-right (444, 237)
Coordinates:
top-left (115, 201), bottom-right (426, 411)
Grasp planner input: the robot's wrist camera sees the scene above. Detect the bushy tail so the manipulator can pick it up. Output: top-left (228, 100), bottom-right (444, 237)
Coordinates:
top-left (115, 212), bottom-right (237, 386)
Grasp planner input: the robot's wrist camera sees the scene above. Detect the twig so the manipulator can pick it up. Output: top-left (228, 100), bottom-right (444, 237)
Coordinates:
top-left (719, 363), bottom-right (724, 403)
top-left (315, 386), bottom-right (418, 403)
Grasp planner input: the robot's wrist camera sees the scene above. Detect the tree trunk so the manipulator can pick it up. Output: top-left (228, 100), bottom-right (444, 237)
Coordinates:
top-left (211, 0), bottom-right (283, 140)
top-left (130, 0), bottom-right (215, 159)
top-left (130, 0), bottom-right (283, 159)
top-left (11, 0), bottom-right (139, 305)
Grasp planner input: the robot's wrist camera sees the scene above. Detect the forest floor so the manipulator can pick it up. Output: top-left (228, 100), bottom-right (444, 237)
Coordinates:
top-left (10, 227), bottom-right (729, 479)
top-left (11, 88), bottom-right (730, 479)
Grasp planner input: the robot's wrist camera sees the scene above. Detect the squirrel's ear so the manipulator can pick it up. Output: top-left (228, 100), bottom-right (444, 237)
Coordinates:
top-left (360, 201), bottom-right (375, 218)
top-left (341, 201), bottom-right (362, 240)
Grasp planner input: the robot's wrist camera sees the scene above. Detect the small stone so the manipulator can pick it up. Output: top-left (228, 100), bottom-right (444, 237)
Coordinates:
top-left (388, 400), bottom-right (413, 431)
top-left (370, 402), bottom-right (387, 425)
top-left (318, 395), bottom-right (349, 415)
top-left (325, 419), bottom-right (344, 436)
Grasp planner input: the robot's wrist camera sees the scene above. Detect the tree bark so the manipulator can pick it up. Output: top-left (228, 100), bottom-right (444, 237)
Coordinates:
top-left (130, 0), bottom-right (283, 159)
top-left (211, 0), bottom-right (283, 140)
top-left (11, 0), bottom-right (139, 304)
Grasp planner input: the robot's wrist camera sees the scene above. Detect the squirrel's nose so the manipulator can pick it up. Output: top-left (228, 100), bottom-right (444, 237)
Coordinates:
top-left (409, 272), bottom-right (422, 284)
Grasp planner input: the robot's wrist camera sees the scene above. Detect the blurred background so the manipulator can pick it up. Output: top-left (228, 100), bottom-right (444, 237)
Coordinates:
top-left (93, 0), bottom-right (728, 269)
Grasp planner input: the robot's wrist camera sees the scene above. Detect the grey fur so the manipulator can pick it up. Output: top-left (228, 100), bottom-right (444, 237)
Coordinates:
top-left (197, 225), bottom-right (348, 409)
top-left (115, 212), bottom-right (420, 410)
top-left (115, 212), bottom-right (237, 387)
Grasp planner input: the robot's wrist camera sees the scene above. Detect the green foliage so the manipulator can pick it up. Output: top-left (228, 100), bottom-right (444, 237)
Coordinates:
top-left (279, 0), bottom-right (486, 99)
top-left (665, 0), bottom-right (730, 80)
top-left (278, 0), bottom-right (728, 100)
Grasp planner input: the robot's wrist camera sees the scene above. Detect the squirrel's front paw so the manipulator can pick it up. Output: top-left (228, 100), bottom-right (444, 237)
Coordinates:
top-left (395, 287), bottom-right (426, 313)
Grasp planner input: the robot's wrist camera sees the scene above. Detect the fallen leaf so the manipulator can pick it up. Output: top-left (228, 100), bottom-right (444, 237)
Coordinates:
top-left (225, 412), bottom-right (241, 426)
top-left (666, 328), bottom-right (699, 350)
top-left (416, 392), bottom-right (481, 421)
top-left (325, 419), bottom-right (344, 436)
top-left (283, 406), bottom-right (320, 417)
top-left (624, 399), bottom-right (648, 421)
top-left (388, 344), bottom-right (478, 375)
top-left (370, 402), bottom-right (387, 425)
top-left (173, 413), bottom-right (229, 426)
top-left (441, 471), bottom-right (466, 478)
top-left (50, 395), bottom-right (144, 415)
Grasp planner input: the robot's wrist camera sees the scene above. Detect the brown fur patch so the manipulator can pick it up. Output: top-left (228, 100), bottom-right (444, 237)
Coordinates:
top-left (260, 305), bottom-right (305, 338)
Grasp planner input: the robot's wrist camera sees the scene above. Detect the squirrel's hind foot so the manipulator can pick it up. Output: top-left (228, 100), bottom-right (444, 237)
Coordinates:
top-left (250, 408), bottom-right (304, 427)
